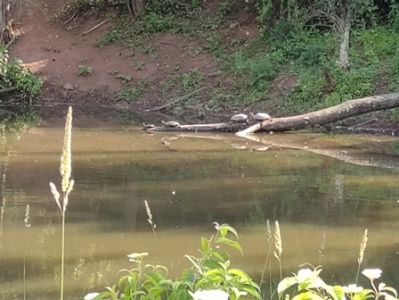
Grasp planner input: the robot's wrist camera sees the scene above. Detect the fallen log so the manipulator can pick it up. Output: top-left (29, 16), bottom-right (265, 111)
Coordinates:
top-left (146, 122), bottom-right (246, 132)
top-left (145, 91), bottom-right (399, 134)
top-left (236, 91), bottom-right (399, 135)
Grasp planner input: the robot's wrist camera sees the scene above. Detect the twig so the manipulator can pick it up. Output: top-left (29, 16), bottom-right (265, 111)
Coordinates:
top-left (82, 20), bottom-right (109, 36)
top-left (145, 87), bottom-right (206, 112)
top-left (349, 118), bottom-right (377, 129)
top-left (62, 10), bottom-right (78, 26)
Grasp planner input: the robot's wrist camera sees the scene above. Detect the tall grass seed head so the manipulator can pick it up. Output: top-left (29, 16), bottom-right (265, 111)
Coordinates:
top-left (60, 107), bottom-right (73, 193)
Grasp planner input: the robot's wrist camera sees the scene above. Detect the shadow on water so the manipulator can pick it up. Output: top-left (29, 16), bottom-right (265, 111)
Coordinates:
top-left (0, 128), bottom-right (399, 299)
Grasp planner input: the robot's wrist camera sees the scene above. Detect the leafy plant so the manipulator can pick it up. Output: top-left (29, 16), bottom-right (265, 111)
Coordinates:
top-left (78, 64), bottom-right (93, 76)
top-left (85, 223), bottom-right (261, 300)
top-left (0, 45), bottom-right (42, 97)
top-left (96, 30), bottom-right (123, 48)
top-left (278, 267), bottom-right (398, 300)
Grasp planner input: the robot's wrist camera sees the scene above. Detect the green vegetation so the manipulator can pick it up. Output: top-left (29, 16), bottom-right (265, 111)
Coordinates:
top-left (78, 64), bottom-right (93, 76)
top-left (81, 0), bottom-right (399, 117)
top-left (85, 223), bottom-right (398, 300)
top-left (117, 81), bottom-right (149, 102)
top-left (0, 45), bottom-right (42, 127)
top-left (86, 223), bottom-right (261, 300)
top-left (0, 45), bottom-right (42, 98)
top-left (95, 29), bottom-right (123, 48)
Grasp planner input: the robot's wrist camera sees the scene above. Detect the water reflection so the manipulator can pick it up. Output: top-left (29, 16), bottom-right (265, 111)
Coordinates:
top-left (0, 128), bottom-right (398, 299)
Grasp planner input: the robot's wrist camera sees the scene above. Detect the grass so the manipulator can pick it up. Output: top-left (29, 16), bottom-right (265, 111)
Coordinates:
top-left (95, 29), bottom-right (123, 48)
top-left (49, 107), bottom-right (74, 300)
top-left (160, 69), bottom-right (204, 97)
top-left (117, 81), bottom-right (149, 102)
top-left (217, 25), bottom-right (399, 114)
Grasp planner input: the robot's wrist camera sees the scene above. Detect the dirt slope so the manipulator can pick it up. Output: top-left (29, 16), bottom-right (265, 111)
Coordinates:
top-left (10, 0), bottom-right (218, 98)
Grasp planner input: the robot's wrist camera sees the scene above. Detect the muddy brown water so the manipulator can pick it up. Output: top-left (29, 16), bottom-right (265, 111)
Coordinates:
top-left (0, 128), bottom-right (399, 299)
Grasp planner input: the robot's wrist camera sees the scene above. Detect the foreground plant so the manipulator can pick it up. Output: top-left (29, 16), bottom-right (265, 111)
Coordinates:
top-left (278, 267), bottom-right (398, 300)
top-left (85, 223), bottom-right (261, 300)
top-left (49, 107), bottom-right (74, 300)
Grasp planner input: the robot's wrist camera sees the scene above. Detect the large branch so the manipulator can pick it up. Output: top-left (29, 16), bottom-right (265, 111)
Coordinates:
top-left (146, 122), bottom-right (246, 132)
top-left (236, 91), bottom-right (399, 135)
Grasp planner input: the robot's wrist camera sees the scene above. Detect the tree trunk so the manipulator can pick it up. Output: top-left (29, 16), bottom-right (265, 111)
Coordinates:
top-left (129, 0), bottom-right (145, 18)
top-left (236, 91), bottom-right (399, 135)
top-left (0, 0), bottom-right (5, 42)
top-left (338, 11), bottom-right (351, 70)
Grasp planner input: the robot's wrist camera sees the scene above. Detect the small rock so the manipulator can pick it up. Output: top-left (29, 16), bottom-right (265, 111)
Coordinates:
top-left (114, 101), bottom-right (130, 111)
top-left (63, 83), bottom-right (74, 90)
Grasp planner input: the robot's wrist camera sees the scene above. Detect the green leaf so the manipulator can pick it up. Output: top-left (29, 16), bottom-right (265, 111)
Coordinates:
top-left (201, 237), bottom-right (210, 253)
top-left (176, 289), bottom-right (191, 300)
top-left (203, 259), bottom-right (223, 270)
top-left (216, 237), bottom-right (243, 255)
top-left (218, 224), bottom-right (239, 238)
top-left (209, 249), bottom-right (230, 262)
top-left (277, 276), bottom-right (297, 297)
top-left (324, 284), bottom-right (338, 300)
top-left (333, 286), bottom-right (345, 300)
top-left (227, 268), bottom-right (252, 282)
top-left (292, 291), bottom-right (325, 300)
top-left (352, 289), bottom-right (374, 300)
top-left (241, 285), bottom-right (262, 299)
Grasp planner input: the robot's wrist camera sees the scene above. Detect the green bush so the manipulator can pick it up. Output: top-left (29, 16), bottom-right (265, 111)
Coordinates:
top-left (0, 45), bottom-right (42, 97)
top-left (86, 224), bottom-right (261, 300)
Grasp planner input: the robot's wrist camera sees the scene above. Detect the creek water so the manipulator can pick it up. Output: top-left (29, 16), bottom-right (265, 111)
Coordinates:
top-left (0, 127), bottom-right (398, 299)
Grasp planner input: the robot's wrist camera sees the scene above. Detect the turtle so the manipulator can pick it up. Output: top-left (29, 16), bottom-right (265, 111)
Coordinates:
top-left (251, 112), bottom-right (272, 121)
top-left (230, 113), bottom-right (249, 123)
top-left (142, 123), bottom-right (156, 130)
top-left (162, 120), bottom-right (181, 128)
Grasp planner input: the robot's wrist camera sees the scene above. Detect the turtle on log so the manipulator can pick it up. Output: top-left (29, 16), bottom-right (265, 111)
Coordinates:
top-left (161, 120), bottom-right (181, 128)
top-left (230, 113), bottom-right (249, 123)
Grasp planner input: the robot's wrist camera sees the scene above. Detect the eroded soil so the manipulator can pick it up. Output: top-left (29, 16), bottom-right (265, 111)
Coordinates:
top-left (9, 0), bottom-right (262, 125)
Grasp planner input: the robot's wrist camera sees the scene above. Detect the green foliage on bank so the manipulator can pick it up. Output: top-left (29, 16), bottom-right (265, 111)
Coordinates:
top-left (66, 0), bottom-right (399, 116)
top-left (226, 22), bottom-right (399, 113)
top-left (0, 45), bottom-right (42, 98)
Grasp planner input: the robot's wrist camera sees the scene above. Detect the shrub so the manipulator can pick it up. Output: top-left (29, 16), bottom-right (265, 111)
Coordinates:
top-left (86, 224), bottom-right (261, 300)
top-left (0, 45), bottom-right (42, 97)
